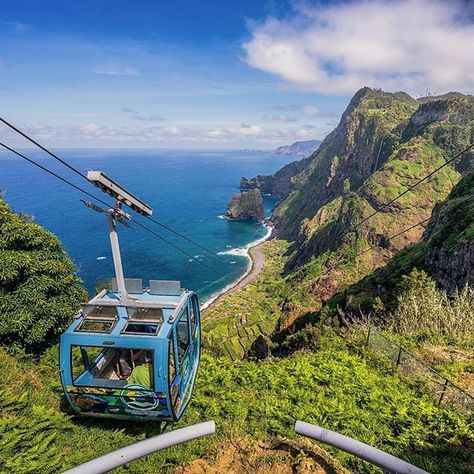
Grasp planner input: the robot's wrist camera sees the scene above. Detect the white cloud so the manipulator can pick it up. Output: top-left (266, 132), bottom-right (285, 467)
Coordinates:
top-left (264, 113), bottom-right (297, 122)
top-left (94, 63), bottom-right (138, 76)
top-left (296, 124), bottom-right (318, 139)
top-left (243, 0), bottom-right (474, 95)
top-left (6, 21), bottom-right (30, 32)
top-left (302, 105), bottom-right (319, 115)
top-left (12, 121), bottom-right (325, 145)
top-left (122, 107), bottom-right (165, 122)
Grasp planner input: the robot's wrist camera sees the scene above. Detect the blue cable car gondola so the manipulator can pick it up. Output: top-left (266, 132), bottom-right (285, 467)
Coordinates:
top-left (59, 171), bottom-right (201, 422)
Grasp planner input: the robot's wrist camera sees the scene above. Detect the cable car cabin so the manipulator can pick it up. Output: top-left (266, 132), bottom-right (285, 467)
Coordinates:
top-left (60, 278), bottom-right (201, 422)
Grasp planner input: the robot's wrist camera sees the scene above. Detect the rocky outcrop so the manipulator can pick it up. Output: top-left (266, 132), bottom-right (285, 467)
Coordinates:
top-left (239, 141), bottom-right (321, 200)
top-left (425, 243), bottom-right (474, 294)
top-left (423, 168), bottom-right (474, 293)
top-left (226, 188), bottom-right (264, 221)
top-left (240, 155), bottom-right (313, 199)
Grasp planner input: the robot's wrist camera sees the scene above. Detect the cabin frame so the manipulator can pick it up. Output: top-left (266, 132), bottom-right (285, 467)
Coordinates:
top-left (60, 280), bottom-right (201, 422)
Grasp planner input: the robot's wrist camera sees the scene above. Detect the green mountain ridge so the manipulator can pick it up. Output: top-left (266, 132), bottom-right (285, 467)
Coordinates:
top-left (327, 168), bottom-right (474, 319)
top-left (268, 88), bottom-right (473, 319)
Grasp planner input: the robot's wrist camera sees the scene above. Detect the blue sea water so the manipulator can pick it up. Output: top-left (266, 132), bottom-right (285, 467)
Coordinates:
top-left (0, 149), bottom-right (296, 303)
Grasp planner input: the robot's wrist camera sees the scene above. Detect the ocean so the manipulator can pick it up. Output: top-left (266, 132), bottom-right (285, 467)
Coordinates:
top-left (0, 149), bottom-right (297, 303)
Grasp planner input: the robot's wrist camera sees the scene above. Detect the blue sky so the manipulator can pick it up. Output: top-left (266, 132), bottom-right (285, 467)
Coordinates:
top-left (1, 0), bottom-right (473, 148)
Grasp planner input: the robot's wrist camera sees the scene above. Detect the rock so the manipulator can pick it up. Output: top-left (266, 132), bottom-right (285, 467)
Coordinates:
top-left (239, 141), bottom-right (321, 201)
top-left (425, 243), bottom-right (474, 295)
top-left (226, 188), bottom-right (264, 221)
top-left (249, 335), bottom-right (272, 360)
top-left (422, 168), bottom-right (474, 294)
top-left (240, 155), bottom-right (314, 199)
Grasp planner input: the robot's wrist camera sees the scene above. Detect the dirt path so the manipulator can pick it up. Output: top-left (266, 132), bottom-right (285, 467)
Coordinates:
top-left (174, 436), bottom-right (349, 474)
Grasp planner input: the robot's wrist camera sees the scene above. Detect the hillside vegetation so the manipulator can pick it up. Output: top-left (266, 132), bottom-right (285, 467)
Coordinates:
top-left (0, 198), bottom-right (86, 353)
top-left (1, 330), bottom-right (472, 473)
top-left (0, 88), bottom-right (473, 473)
top-left (265, 89), bottom-right (474, 322)
top-left (324, 168), bottom-right (474, 325)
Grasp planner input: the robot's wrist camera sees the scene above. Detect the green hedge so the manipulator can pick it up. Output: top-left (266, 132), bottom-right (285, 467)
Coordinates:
top-left (0, 198), bottom-right (87, 352)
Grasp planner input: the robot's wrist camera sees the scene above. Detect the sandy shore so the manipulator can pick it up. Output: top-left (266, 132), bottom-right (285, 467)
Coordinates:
top-left (201, 225), bottom-right (271, 313)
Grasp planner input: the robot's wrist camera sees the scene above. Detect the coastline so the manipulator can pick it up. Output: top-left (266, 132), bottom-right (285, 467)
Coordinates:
top-left (201, 222), bottom-right (272, 312)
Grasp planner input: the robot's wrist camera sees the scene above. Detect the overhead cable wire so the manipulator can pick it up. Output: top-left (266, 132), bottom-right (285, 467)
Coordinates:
top-left (0, 116), bottom-right (222, 258)
top-left (349, 143), bottom-right (474, 233)
top-left (0, 142), bottom-right (112, 208)
top-left (0, 116), bottom-right (89, 182)
top-left (130, 219), bottom-right (218, 273)
top-left (355, 192), bottom-right (474, 259)
top-left (0, 142), bottom-right (219, 272)
top-left (144, 215), bottom-right (220, 257)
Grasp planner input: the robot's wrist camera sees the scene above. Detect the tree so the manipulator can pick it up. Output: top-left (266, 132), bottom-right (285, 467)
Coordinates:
top-left (0, 198), bottom-right (87, 353)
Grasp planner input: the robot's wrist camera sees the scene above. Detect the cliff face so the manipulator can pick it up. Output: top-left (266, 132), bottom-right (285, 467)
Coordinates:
top-left (240, 141), bottom-right (321, 200)
top-left (423, 169), bottom-right (474, 293)
top-left (226, 188), bottom-right (264, 221)
top-left (261, 88), bottom-right (473, 313)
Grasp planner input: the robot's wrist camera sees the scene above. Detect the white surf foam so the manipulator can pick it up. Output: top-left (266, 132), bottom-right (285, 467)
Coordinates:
top-left (200, 222), bottom-right (273, 310)
top-left (217, 248), bottom-right (247, 257)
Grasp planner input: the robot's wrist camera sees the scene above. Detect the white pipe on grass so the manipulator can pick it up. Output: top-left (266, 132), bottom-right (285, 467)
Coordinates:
top-left (295, 421), bottom-right (428, 474)
top-left (63, 420), bottom-right (216, 474)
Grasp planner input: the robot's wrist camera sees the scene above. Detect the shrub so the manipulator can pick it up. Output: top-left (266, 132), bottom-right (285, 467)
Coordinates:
top-left (389, 269), bottom-right (473, 342)
top-left (0, 198), bottom-right (87, 353)
top-left (277, 325), bottom-right (321, 355)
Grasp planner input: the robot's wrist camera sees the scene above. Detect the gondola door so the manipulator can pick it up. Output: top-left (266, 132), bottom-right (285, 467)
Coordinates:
top-left (169, 296), bottom-right (200, 419)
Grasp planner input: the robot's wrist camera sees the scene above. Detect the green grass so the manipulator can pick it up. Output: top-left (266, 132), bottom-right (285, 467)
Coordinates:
top-left (202, 240), bottom-right (289, 358)
top-left (1, 329), bottom-right (472, 474)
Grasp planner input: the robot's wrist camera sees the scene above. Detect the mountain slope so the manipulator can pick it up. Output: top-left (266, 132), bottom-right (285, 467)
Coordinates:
top-left (330, 168), bottom-right (474, 317)
top-left (273, 88), bottom-right (420, 239)
top-left (270, 89), bottom-right (473, 314)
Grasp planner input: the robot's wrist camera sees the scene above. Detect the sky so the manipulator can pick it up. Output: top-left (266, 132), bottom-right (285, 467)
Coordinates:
top-left (0, 0), bottom-right (473, 149)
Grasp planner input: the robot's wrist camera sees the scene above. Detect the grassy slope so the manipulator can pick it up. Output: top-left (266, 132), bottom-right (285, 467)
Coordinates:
top-left (1, 231), bottom-right (472, 473)
top-left (1, 329), bottom-right (472, 474)
top-left (324, 168), bottom-right (474, 315)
